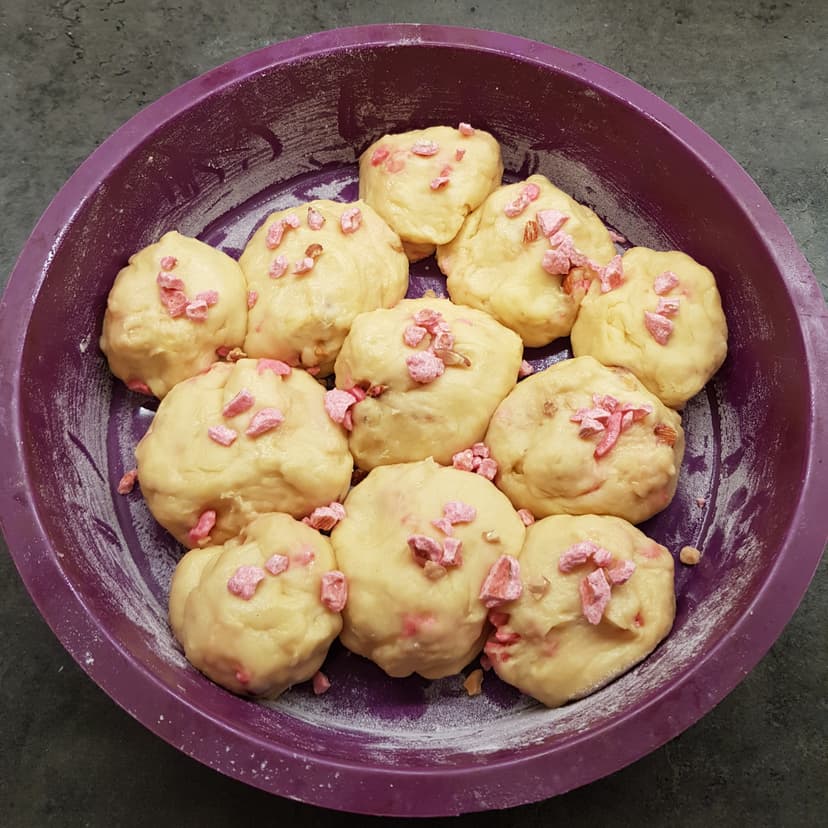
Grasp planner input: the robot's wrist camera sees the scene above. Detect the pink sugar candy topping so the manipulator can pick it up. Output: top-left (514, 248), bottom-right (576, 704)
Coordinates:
top-left (157, 271), bottom-right (185, 290)
top-left (594, 410), bottom-right (623, 458)
top-left (408, 534), bottom-right (444, 566)
top-left (476, 457), bottom-right (498, 481)
top-left (458, 122), bottom-right (475, 136)
top-left (264, 554), bottom-right (289, 576)
top-left (265, 213), bottom-right (299, 249)
top-left (160, 255), bottom-right (178, 271)
top-left (269, 255), bottom-right (288, 279)
top-left (195, 290), bottom-right (218, 306)
top-left (656, 296), bottom-right (681, 317)
top-left (479, 555), bottom-right (523, 608)
top-left (607, 559), bottom-right (636, 586)
top-left (518, 359), bottom-right (534, 378)
top-left (324, 388), bottom-right (359, 430)
top-left (558, 541), bottom-right (601, 573)
top-left (188, 509), bottom-right (216, 545)
top-left (340, 207), bottom-right (363, 234)
top-left (598, 254), bottom-right (624, 293)
top-left (320, 571), bottom-right (348, 612)
top-left (443, 501), bottom-right (477, 524)
top-left (580, 568), bottom-right (612, 625)
top-left (451, 449), bottom-right (475, 472)
top-left (307, 206), bottom-right (325, 230)
top-left (126, 379), bottom-right (152, 395)
top-left (441, 537), bottom-right (463, 567)
top-left (312, 671), bottom-right (331, 695)
top-left (293, 257), bottom-right (315, 274)
top-left (245, 407), bottom-right (285, 437)
top-left (504, 183), bottom-right (541, 218)
top-left (303, 502), bottom-right (346, 532)
top-left (227, 565), bottom-right (266, 601)
top-left (654, 270), bottom-right (680, 295)
top-left (247, 290), bottom-right (258, 309)
top-left (644, 311), bottom-right (674, 345)
top-left (411, 139), bottom-right (440, 156)
top-left (517, 509), bottom-right (535, 526)
top-left (207, 425), bottom-right (238, 446)
top-left (430, 165), bottom-right (452, 190)
top-left (431, 517), bottom-right (454, 536)
top-left (222, 388), bottom-right (255, 418)
top-left (185, 298), bottom-right (209, 322)
top-left (370, 146), bottom-right (389, 166)
top-left (455, 147), bottom-right (466, 161)
top-left (536, 209), bottom-right (569, 238)
top-left (159, 288), bottom-right (188, 318)
top-left (592, 546), bottom-right (613, 567)
top-left (257, 358), bottom-right (292, 376)
top-left (406, 350), bottom-right (445, 384)
top-left (403, 324), bottom-right (428, 347)
top-left (117, 469), bottom-right (138, 495)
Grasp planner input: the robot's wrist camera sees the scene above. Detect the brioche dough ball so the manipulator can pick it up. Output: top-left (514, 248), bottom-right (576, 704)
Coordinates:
top-left (169, 512), bottom-right (343, 698)
top-left (358, 125), bottom-right (503, 255)
top-left (135, 358), bottom-right (352, 547)
top-left (330, 459), bottom-right (526, 679)
top-left (486, 514), bottom-right (675, 707)
top-left (334, 297), bottom-right (523, 469)
top-left (100, 231), bottom-right (248, 398)
top-left (438, 175), bottom-right (616, 346)
top-left (485, 356), bottom-right (684, 523)
top-left (240, 199), bottom-right (408, 376)
top-left (571, 247), bottom-right (728, 408)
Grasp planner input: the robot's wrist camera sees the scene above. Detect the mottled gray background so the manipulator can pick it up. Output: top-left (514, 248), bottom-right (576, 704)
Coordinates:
top-left (1, 1), bottom-right (825, 826)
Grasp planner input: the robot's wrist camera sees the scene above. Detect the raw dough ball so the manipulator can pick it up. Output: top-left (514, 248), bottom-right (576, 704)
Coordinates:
top-left (100, 231), bottom-right (248, 398)
top-left (485, 356), bottom-right (684, 523)
top-left (330, 459), bottom-right (526, 679)
top-left (571, 247), bottom-right (728, 408)
top-left (135, 358), bottom-right (352, 547)
top-left (333, 297), bottom-right (523, 469)
top-left (169, 512), bottom-right (343, 698)
top-left (240, 199), bottom-right (408, 376)
top-left (438, 175), bottom-right (616, 346)
top-left (359, 125), bottom-right (503, 255)
top-left (486, 513), bottom-right (675, 707)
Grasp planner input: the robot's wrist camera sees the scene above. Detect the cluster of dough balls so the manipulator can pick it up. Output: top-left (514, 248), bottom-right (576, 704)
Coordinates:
top-left (103, 121), bottom-right (728, 708)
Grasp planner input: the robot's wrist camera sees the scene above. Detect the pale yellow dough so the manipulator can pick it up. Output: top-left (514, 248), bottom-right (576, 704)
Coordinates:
top-left (334, 297), bottom-right (523, 469)
top-left (488, 514), bottom-right (675, 707)
top-left (358, 125), bottom-right (503, 252)
top-left (169, 513), bottom-right (343, 698)
top-left (330, 459), bottom-right (526, 679)
top-left (571, 247), bottom-right (728, 408)
top-left (485, 356), bottom-right (685, 523)
top-left (100, 231), bottom-right (248, 398)
top-left (135, 358), bottom-right (352, 547)
top-left (438, 175), bottom-right (616, 346)
top-left (240, 199), bottom-right (408, 376)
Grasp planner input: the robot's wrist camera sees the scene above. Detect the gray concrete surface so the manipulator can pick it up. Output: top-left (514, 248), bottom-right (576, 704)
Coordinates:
top-left (1, 1), bottom-right (825, 825)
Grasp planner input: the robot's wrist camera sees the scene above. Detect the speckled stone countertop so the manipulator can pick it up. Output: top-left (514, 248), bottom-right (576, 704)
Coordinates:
top-left (1, 2), bottom-right (825, 825)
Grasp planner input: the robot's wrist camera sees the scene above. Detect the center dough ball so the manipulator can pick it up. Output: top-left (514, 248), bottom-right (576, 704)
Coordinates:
top-left (486, 514), bottom-right (675, 708)
top-left (359, 125), bottom-right (503, 260)
top-left (135, 358), bottom-right (353, 548)
top-left (169, 512), bottom-right (343, 698)
top-left (332, 297), bottom-right (523, 469)
top-left (438, 174), bottom-right (616, 346)
top-left (100, 231), bottom-right (248, 398)
top-left (330, 459), bottom-right (526, 679)
top-left (486, 356), bottom-right (685, 523)
top-left (240, 199), bottom-right (409, 376)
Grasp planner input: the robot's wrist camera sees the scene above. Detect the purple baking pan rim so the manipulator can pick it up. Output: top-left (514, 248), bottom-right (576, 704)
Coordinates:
top-left (0, 24), bottom-right (826, 816)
